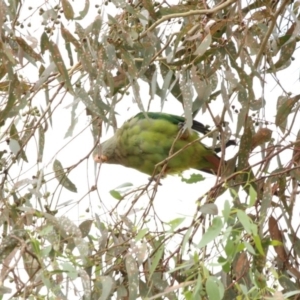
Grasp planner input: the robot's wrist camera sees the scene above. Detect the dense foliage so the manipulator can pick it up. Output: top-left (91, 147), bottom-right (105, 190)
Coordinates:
top-left (0, 0), bottom-right (300, 299)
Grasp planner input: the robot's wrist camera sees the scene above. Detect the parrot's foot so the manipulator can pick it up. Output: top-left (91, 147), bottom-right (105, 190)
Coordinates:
top-left (177, 122), bottom-right (190, 139)
top-left (178, 122), bottom-right (184, 129)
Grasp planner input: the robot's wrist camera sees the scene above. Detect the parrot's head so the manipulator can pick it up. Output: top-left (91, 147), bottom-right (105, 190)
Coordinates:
top-left (94, 136), bottom-right (118, 164)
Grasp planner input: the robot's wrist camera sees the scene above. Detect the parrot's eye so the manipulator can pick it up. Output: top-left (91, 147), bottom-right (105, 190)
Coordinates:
top-left (94, 154), bottom-right (106, 163)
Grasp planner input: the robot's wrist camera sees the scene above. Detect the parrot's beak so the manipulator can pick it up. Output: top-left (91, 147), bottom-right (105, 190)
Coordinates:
top-left (94, 154), bottom-right (108, 163)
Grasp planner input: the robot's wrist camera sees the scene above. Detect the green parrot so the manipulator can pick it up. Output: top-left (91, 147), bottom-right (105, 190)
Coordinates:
top-left (95, 112), bottom-right (227, 176)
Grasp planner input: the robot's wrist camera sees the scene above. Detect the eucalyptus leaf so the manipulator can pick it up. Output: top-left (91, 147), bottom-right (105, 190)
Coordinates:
top-left (198, 217), bottom-right (223, 248)
top-left (53, 159), bottom-right (77, 193)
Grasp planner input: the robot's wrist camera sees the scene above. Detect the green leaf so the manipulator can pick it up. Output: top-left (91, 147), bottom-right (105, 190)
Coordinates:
top-left (236, 103), bottom-right (248, 136)
top-left (149, 244), bottom-right (164, 277)
top-left (244, 241), bottom-right (256, 255)
top-left (64, 98), bottom-right (79, 138)
top-left (79, 220), bottom-right (93, 237)
top-left (206, 276), bottom-right (224, 300)
top-left (267, 40), bottom-right (296, 73)
top-left (30, 238), bottom-right (42, 257)
top-left (150, 68), bottom-right (158, 100)
top-left (116, 285), bottom-right (128, 299)
top-left (62, 33), bottom-right (73, 66)
top-left (78, 270), bottom-right (91, 298)
top-left (132, 79), bottom-right (145, 113)
top-left (180, 173), bottom-right (204, 184)
top-left (248, 184), bottom-right (257, 207)
top-left (160, 70), bottom-right (173, 108)
top-left (283, 290), bottom-right (300, 298)
top-left (39, 225), bottom-right (54, 237)
top-left (180, 70), bottom-right (193, 130)
top-left (236, 210), bottom-right (253, 234)
top-left (167, 217), bottom-right (185, 231)
top-left (98, 276), bottom-right (114, 300)
top-left (9, 124), bottom-right (28, 162)
top-left (259, 180), bottom-right (272, 234)
top-left (109, 182), bottom-right (133, 200)
top-left (194, 33), bottom-right (212, 56)
top-left (0, 285), bottom-right (12, 295)
top-left (199, 203), bottom-right (218, 215)
top-left (224, 237), bottom-right (236, 257)
top-left (9, 139), bottom-right (20, 155)
top-left (15, 36), bottom-right (43, 62)
top-left (0, 230), bottom-right (28, 261)
top-left (237, 123), bottom-right (252, 171)
top-left (50, 41), bottom-right (73, 92)
top-left (126, 255), bottom-right (138, 300)
top-left (40, 31), bottom-right (49, 54)
top-left (120, 50), bottom-right (137, 77)
top-left (76, 87), bottom-right (104, 118)
top-left (46, 35), bottom-right (73, 93)
top-left (0, 64), bottom-right (7, 81)
top-left (198, 217), bottom-right (223, 248)
top-left (253, 235), bottom-right (264, 256)
top-left (75, 0), bottom-right (90, 20)
top-left (62, 262), bottom-right (77, 280)
top-left (140, 45), bottom-right (155, 76)
top-left (288, 234), bottom-right (300, 258)
top-left (90, 15), bottom-right (102, 39)
top-left (38, 125), bottom-right (45, 163)
top-left (181, 225), bottom-right (193, 254)
top-left (61, 0), bottom-right (74, 20)
top-left (251, 128), bottom-right (272, 150)
top-left (279, 274), bottom-right (298, 292)
top-left (34, 62), bottom-right (57, 91)
top-left (109, 190), bottom-right (122, 200)
top-left (222, 200), bottom-right (231, 223)
top-left (0, 75), bottom-right (18, 123)
top-left (61, 25), bottom-right (81, 48)
top-left (139, 280), bottom-right (152, 298)
top-left (53, 159), bottom-right (77, 193)
top-left (142, 0), bottom-right (157, 19)
top-left (191, 65), bottom-right (212, 111)
top-left (135, 228), bottom-right (148, 242)
top-left (275, 95), bottom-right (300, 129)
top-left (193, 272), bottom-right (203, 298)
top-left (114, 182), bottom-right (133, 189)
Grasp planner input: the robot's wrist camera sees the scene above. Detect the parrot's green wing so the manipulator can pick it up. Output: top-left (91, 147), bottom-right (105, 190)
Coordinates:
top-left (98, 112), bottom-right (226, 176)
top-left (134, 112), bottom-right (210, 135)
top-left (137, 112), bottom-right (236, 153)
